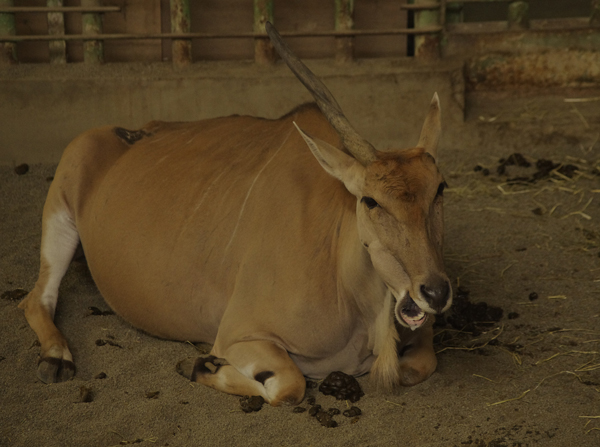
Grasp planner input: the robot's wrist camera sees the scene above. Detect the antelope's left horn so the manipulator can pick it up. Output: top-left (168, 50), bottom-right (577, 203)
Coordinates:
top-left (265, 22), bottom-right (377, 166)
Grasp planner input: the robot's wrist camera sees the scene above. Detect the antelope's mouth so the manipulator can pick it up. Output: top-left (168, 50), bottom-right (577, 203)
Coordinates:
top-left (399, 294), bottom-right (427, 330)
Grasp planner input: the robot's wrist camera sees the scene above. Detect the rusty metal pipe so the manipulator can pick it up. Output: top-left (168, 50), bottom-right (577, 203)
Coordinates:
top-left (412, 0), bottom-right (441, 59)
top-left (47, 0), bottom-right (66, 64)
top-left (592, 0), bottom-right (600, 27)
top-left (253, 0), bottom-right (275, 65)
top-left (507, 1), bottom-right (530, 30)
top-left (82, 0), bottom-right (104, 63)
top-left (0, 0), bottom-right (16, 64)
top-left (170, 0), bottom-right (191, 67)
top-left (335, 0), bottom-right (354, 63)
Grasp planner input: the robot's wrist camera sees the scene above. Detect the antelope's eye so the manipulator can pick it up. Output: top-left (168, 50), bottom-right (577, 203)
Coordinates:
top-left (361, 197), bottom-right (379, 209)
top-left (436, 182), bottom-right (447, 198)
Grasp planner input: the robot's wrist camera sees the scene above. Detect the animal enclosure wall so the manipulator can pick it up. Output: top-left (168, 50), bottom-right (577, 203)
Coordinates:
top-left (0, 0), bottom-right (599, 164)
top-left (1, 0), bottom-right (594, 64)
top-left (2, 0), bottom-right (410, 63)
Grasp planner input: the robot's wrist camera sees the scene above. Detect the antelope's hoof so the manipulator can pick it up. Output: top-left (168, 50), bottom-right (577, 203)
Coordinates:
top-left (37, 357), bottom-right (76, 383)
top-left (398, 357), bottom-right (437, 387)
top-left (176, 355), bottom-right (227, 382)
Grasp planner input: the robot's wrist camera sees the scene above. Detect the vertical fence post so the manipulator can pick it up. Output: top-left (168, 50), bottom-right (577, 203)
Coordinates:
top-left (253, 0), bottom-right (275, 65)
top-left (47, 0), bottom-right (66, 63)
top-left (591, 0), bottom-right (600, 26)
top-left (0, 0), bottom-right (17, 64)
top-left (507, 1), bottom-right (529, 30)
top-left (82, 0), bottom-right (104, 63)
top-left (334, 0), bottom-right (354, 63)
top-left (413, 0), bottom-right (441, 59)
top-left (170, 0), bottom-right (191, 67)
top-left (446, 1), bottom-right (464, 24)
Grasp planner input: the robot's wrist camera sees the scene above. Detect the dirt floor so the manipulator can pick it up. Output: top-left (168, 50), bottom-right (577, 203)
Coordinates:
top-left (1, 88), bottom-right (599, 447)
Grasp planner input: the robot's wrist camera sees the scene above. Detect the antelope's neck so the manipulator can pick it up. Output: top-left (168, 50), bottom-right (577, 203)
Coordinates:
top-left (336, 211), bottom-right (388, 325)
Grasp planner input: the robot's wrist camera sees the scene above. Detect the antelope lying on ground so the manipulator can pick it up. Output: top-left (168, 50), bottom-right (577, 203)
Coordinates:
top-left (19, 23), bottom-right (451, 405)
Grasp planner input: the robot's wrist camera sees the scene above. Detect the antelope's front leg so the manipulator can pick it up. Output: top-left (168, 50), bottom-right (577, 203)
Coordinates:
top-left (396, 319), bottom-right (437, 386)
top-left (179, 340), bottom-right (306, 406)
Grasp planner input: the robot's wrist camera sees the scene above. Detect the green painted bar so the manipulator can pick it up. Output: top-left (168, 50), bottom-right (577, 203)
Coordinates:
top-left (82, 0), bottom-right (104, 63)
top-left (446, 2), bottom-right (464, 25)
top-left (335, 0), bottom-right (354, 63)
top-left (253, 0), bottom-right (274, 65)
top-left (592, 0), bottom-right (600, 27)
top-left (507, 1), bottom-right (529, 30)
top-left (47, 0), bottom-right (66, 64)
top-left (0, 0), bottom-right (16, 64)
top-left (413, 0), bottom-right (441, 58)
top-left (170, 0), bottom-right (191, 67)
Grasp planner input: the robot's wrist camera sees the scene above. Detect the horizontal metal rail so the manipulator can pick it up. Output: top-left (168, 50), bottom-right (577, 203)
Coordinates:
top-left (402, 0), bottom-right (516, 12)
top-left (447, 17), bottom-right (597, 33)
top-left (0, 27), bottom-right (444, 42)
top-left (454, 0), bottom-right (515, 3)
top-left (0, 6), bottom-right (120, 13)
top-left (401, 3), bottom-right (441, 11)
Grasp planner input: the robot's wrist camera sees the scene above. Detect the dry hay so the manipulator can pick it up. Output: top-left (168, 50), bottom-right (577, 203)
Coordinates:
top-left (446, 152), bottom-right (599, 218)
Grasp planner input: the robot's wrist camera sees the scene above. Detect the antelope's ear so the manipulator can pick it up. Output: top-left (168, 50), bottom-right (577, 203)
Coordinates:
top-left (294, 122), bottom-right (364, 196)
top-left (416, 93), bottom-right (442, 158)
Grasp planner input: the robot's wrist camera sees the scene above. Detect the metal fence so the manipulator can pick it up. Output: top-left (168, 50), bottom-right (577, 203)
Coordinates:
top-left (0, 0), bottom-right (599, 66)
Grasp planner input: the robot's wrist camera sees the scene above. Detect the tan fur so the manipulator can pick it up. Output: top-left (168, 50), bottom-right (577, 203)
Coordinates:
top-left (20, 98), bottom-right (450, 404)
top-left (370, 291), bottom-right (401, 391)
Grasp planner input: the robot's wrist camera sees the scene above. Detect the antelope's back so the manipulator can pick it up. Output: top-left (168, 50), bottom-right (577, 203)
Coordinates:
top-left (73, 104), bottom-right (353, 342)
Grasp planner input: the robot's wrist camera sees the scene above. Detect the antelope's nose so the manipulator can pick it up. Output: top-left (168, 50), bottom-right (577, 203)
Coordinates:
top-left (420, 279), bottom-right (451, 313)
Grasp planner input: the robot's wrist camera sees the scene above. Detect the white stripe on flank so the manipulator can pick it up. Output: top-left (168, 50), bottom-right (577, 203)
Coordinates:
top-left (222, 128), bottom-right (293, 260)
top-left (191, 122), bottom-right (263, 216)
top-left (192, 167), bottom-right (228, 215)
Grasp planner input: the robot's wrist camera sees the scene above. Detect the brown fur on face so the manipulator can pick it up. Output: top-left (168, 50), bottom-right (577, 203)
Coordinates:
top-left (364, 148), bottom-right (443, 213)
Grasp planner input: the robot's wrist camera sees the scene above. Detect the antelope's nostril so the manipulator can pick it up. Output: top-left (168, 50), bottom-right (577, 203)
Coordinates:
top-left (420, 280), bottom-right (450, 313)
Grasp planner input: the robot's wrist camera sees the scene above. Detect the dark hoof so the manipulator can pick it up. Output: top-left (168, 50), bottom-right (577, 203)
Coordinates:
top-left (176, 355), bottom-right (227, 382)
top-left (37, 357), bottom-right (76, 383)
top-left (240, 395), bottom-right (265, 413)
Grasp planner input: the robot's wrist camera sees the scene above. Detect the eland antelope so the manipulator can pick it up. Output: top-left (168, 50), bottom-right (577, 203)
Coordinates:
top-left (19, 23), bottom-right (452, 406)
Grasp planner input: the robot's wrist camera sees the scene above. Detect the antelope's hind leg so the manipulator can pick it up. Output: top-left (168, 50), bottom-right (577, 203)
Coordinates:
top-left (19, 196), bottom-right (80, 383)
top-left (178, 340), bottom-right (306, 406)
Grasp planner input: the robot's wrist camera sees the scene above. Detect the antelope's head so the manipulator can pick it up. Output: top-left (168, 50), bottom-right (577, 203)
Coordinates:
top-left (267, 23), bottom-right (452, 330)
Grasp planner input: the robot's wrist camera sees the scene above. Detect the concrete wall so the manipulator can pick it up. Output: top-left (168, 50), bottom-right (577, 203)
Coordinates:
top-left (0, 59), bottom-right (464, 164)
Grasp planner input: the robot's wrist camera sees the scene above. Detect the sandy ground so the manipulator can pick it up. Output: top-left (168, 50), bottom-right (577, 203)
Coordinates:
top-left (1, 90), bottom-right (599, 447)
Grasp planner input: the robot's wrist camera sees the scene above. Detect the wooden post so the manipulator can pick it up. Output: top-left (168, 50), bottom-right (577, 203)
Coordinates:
top-left (507, 1), bottom-right (529, 30)
top-left (591, 0), bottom-right (600, 27)
top-left (253, 0), bottom-right (274, 65)
top-left (47, 0), bottom-right (66, 64)
top-left (82, 0), bottom-right (104, 63)
top-left (334, 0), bottom-right (354, 63)
top-left (170, 0), bottom-right (191, 67)
top-left (413, 0), bottom-right (440, 59)
top-left (0, 0), bottom-right (17, 64)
